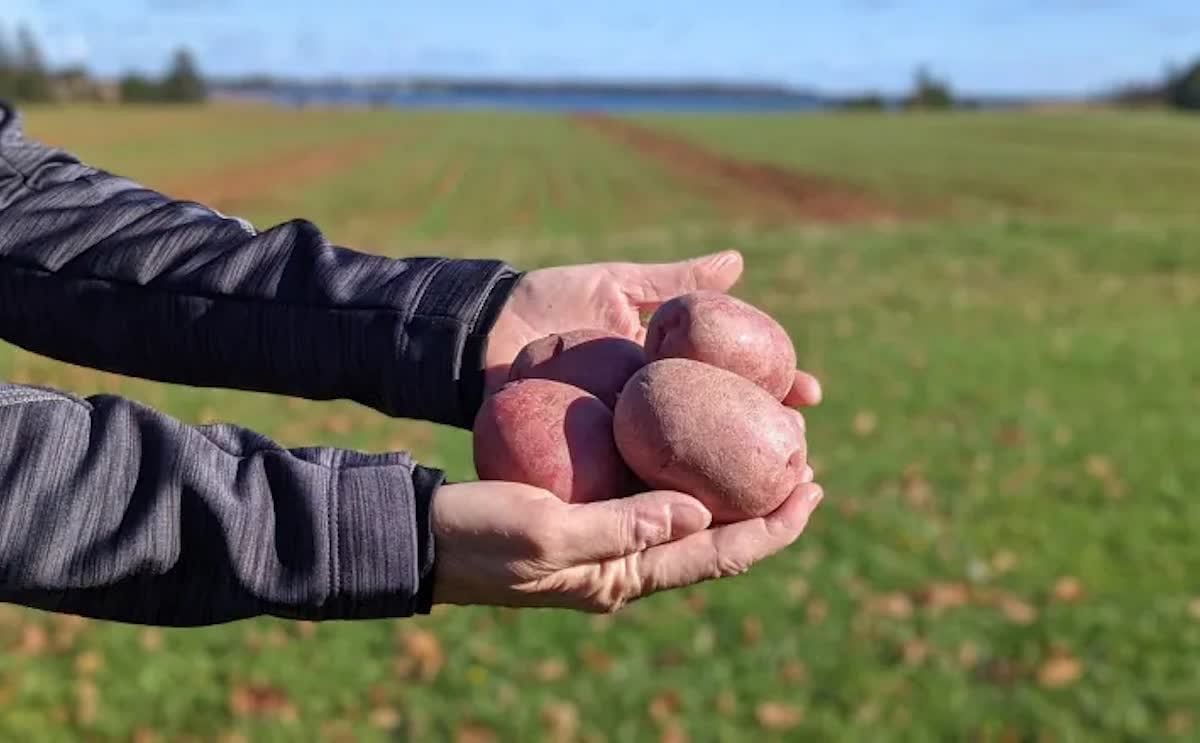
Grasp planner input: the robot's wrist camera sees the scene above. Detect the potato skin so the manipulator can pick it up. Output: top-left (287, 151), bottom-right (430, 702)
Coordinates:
top-left (509, 329), bottom-right (646, 408)
top-left (473, 379), bottom-right (635, 504)
top-left (613, 359), bottom-right (807, 523)
top-left (645, 291), bottom-right (796, 400)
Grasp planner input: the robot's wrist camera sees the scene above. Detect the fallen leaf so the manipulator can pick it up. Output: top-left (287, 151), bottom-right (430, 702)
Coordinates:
top-left (957, 641), bottom-right (980, 669)
top-left (991, 551), bottom-right (1019, 573)
top-left (902, 468), bottom-right (933, 508)
top-left (1085, 455), bottom-right (1114, 480)
top-left (648, 689), bottom-right (682, 724)
top-left (660, 723), bottom-right (689, 743)
top-left (322, 414), bottom-right (354, 435)
top-left (741, 616), bottom-right (763, 646)
top-left (870, 592), bottom-right (914, 620)
top-left (369, 707), bottom-right (401, 730)
top-left (132, 727), bottom-right (160, 743)
top-left (853, 411), bottom-right (878, 437)
top-left (1037, 654), bottom-right (1083, 688)
top-left (779, 660), bottom-right (808, 685)
top-left (1166, 710), bottom-right (1194, 736)
top-left (456, 724), bottom-right (498, 743)
top-left (75, 680), bottom-right (99, 726)
top-left (140, 629), bottom-right (164, 652)
top-left (536, 658), bottom-right (568, 682)
top-left (683, 593), bottom-right (707, 614)
top-left (918, 582), bottom-right (970, 613)
top-left (400, 629), bottom-right (444, 682)
top-left (1054, 426), bottom-right (1073, 446)
top-left (295, 621), bottom-right (317, 639)
top-left (581, 645), bottom-right (615, 674)
top-left (756, 701), bottom-right (804, 731)
top-left (229, 684), bottom-right (296, 721)
top-left (806, 599), bottom-right (829, 625)
top-left (15, 624), bottom-right (48, 656)
top-left (998, 595), bottom-right (1038, 625)
top-left (541, 700), bottom-right (580, 743)
top-left (1052, 577), bottom-right (1085, 603)
top-left (902, 638), bottom-right (929, 666)
top-left (75, 650), bottom-right (104, 676)
top-left (1188, 598), bottom-right (1200, 621)
top-left (995, 424), bottom-right (1026, 447)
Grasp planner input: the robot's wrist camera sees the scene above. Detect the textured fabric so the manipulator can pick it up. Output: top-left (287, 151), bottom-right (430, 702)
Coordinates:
top-left (0, 384), bottom-right (444, 625)
top-left (0, 101), bottom-right (522, 625)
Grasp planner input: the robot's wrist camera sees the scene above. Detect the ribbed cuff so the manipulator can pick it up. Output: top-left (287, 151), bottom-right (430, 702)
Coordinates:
top-left (328, 452), bottom-right (444, 619)
top-left (399, 259), bottom-right (522, 428)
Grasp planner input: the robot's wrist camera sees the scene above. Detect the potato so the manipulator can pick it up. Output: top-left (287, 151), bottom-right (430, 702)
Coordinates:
top-left (473, 378), bottom-right (635, 504)
top-left (645, 290), bottom-right (796, 400)
top-left (509, 328), bottom-right (646, 408)
top-left (613, 359), bottom-right (807, 523)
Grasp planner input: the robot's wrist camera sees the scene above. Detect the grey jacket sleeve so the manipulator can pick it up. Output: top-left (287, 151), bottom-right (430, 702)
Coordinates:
top-left (0, 383), bottom-right (443, 626)
top-left (0, 101), bottom-right (520, 429)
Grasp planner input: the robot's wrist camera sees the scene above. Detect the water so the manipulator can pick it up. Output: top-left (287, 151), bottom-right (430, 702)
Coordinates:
top-left (254, 87), bottom-right (833, 114)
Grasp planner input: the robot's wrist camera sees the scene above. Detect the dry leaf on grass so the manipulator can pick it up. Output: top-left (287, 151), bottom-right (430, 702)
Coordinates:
top-left (1037, 654), bottom-right (1083, 688)
top-left (756, 701), bottom-right (804, 731)
top-left (1052, 576), bottom-right (1085, 603)
top-left (456, 724), bottom-right (498, 743)
top-left (853, 410), bottom-right (878, 436)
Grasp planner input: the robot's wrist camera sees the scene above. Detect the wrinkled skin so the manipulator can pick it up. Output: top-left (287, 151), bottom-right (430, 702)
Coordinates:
top-left (473, 379), bottom-right (635, 504)
top-left (431, 480), bottom-right (824, 612)
top-left (509, 329), bottom-right (646, 408)
top-left (614, 359), bottom-right (808, 523)
top-left (645, 290), bottom-right (798, 401)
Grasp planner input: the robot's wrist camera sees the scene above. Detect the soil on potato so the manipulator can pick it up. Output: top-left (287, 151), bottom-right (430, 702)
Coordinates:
top-left (573, 114), bottom-right (898, 225)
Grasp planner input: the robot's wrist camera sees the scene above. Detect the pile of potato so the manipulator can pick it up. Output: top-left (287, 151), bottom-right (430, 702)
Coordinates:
top-left (473, 291), bottom-right (809, 524)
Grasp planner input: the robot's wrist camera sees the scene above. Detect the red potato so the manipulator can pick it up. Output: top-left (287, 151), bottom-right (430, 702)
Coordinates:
top-left (613, 358), bottom-right (808, 523)
top-left (509, 329), bottom-right (646, 409)
top-left (473, 378), bottom-right (636, 504)
top-left (644, 290), bottom-right (797, 400)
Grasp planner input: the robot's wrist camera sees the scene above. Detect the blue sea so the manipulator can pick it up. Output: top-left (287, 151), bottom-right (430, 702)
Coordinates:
top-left (257, 88), bottom-right (834, 114)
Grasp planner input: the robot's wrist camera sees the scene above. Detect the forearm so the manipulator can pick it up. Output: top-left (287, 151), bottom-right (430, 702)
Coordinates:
top-left (0, 101), bottom-right (519, 427)
top-left (0, 381), bottom-right (442, 626)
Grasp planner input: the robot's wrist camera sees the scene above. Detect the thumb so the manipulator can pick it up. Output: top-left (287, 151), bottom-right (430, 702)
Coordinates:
top-left (556, 491), bottom-right (713, 565)
top-left (617, 250), bottom-right (744, 307)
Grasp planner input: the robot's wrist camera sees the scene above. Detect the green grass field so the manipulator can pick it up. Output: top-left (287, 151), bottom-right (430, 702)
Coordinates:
top-left (2, 103), bottom-right (1198, 742)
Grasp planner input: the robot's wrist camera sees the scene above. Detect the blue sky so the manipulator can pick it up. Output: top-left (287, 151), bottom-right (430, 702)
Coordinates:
top-left (4, 0), bottom-right (1199, 95)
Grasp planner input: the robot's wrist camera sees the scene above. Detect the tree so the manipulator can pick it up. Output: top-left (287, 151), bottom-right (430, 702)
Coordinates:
top-left (13, 24), bottom-right (51, 102)
top-left (0, 25), bottom-right (14, 100)
top-left (906, 66), bottom-right (953, 110)
top-left (160, 48), bottom-right (207, 103)
top-left (1166, 59), bottom-right (1200, 111)
top-left (119, 73), bottom-right (160, 103)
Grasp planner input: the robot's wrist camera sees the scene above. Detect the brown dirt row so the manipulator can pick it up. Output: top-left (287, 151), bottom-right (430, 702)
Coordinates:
top-left (572, 114), bottom-right (898, 224)
top-left (155, 134), bottom-right (395, 212)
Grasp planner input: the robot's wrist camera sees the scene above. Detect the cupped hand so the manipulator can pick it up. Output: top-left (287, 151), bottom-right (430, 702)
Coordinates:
top-left (431, 479), bottom-right (824, 613)
top-left (485, 250), bottom-right (822, 407)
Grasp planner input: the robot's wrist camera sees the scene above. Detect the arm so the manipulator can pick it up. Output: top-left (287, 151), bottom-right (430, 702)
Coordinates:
top-left (0, 381), bottom-right (440, 626)
top-left (0, 101), bottom-right (517, 428)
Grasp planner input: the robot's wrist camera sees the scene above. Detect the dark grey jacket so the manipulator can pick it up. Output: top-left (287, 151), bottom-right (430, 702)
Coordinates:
top-left (0, 102), bottom-right (520, 626)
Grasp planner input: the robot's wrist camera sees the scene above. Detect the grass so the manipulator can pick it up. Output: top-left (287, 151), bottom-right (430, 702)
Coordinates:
top-left (1, 103), bottom-right (1198, 741)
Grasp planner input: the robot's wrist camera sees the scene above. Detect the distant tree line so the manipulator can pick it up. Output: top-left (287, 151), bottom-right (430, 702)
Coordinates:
top-left (1106, 58), bottom-right (1200, 111)
top-left (0, 23), bottom-right (206, 104)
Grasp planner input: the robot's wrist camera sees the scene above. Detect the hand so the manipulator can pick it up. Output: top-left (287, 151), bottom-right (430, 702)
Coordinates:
top-left (485, 250), bottom-right (823, 406)
top-left (430, 479), bottom-right (824, 612)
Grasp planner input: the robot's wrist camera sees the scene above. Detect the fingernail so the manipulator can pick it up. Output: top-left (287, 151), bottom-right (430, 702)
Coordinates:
top-left (714, 250), bottom-right (741, 269)
top-left (806, 485), bottom-right (824, 507)
top-left (671, 501), bottom-right (712, 534)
